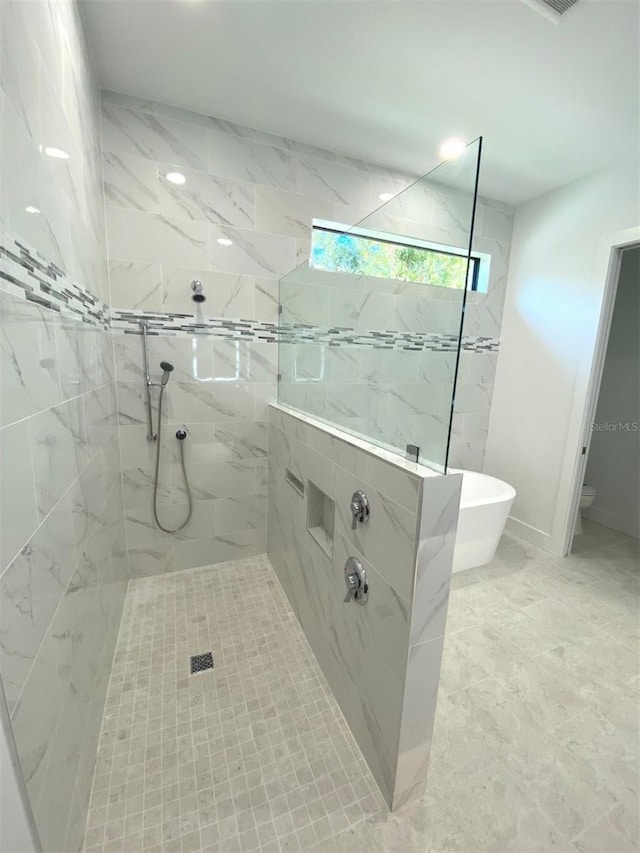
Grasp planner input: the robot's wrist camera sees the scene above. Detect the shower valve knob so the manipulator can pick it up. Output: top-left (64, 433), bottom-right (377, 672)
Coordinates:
top-left (350, 490), bottom-right (370, 530)
top-left (176, 429), bottom-right (187, 441)
top-left (344, 557), bottom-right (368, 603)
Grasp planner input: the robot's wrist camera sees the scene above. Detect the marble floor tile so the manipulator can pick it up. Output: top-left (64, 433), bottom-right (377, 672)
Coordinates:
top-left (497, 737), bottom-right (622, 841)
top-left (489, 571), bottom-right (549, 608)
top-left (534, 644), bottom-right (639, 723)
top-left (428, 765), bottom-right (574, 852)
top-left (572, 803), bottom-right (638, 852)
top-left (600, 612), bottom-right (640, 648)
top-left (424, 520), bottom-right (638, 852)
top-left (553, 706), bottom-right (638, 809)
top-left (81, 520), bottom-right (637, 852)
top-left (437, 631), bottom-right (491, 697)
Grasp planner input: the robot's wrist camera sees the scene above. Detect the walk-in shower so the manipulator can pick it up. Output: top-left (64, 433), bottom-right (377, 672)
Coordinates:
top-left (278, 137), bottom-right (483, 474)
top-left (276, 138), bottom-right (514, 572)
top-left (264, 138), bottom-right (484, 809)
top-left (139, 320), bottom-right (193, 533)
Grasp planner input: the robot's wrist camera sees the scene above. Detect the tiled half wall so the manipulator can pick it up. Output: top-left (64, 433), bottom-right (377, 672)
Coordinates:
top-left (267, 404), bottom-right (462, 808)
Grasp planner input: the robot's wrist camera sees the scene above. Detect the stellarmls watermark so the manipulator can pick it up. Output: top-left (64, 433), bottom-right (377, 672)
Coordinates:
top-left (591, 421), bottom-right (639, 432)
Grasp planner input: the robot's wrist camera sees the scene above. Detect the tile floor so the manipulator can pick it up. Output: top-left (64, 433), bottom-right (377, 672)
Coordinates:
top-left (83, 555), bottom-right (386, 853)
top-left (85, 520), bottom-right (639, 852)
top-left (323, 520), bottom-right (639, 852)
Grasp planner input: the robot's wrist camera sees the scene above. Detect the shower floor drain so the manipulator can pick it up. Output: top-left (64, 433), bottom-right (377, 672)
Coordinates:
top-left (190, 652), bottom-right (214, 674)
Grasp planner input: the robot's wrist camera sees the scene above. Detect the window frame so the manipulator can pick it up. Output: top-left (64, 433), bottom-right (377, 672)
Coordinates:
top-left (311, 220), bottom-right (489, 293)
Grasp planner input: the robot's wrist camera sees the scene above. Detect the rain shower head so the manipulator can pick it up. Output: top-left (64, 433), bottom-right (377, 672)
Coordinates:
top-left (160, 361), bottom-right (174, 387)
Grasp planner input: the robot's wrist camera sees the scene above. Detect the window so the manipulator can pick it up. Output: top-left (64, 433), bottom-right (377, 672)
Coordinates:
top-left (310, 223), bottom-right (488, 292)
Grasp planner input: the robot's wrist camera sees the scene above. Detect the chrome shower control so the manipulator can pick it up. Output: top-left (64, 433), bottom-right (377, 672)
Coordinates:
top-left (191, 279), bottom-right (206, 303)
top-left (176, 429), bottom-right (187, 441)
top-left (344, 557), bottom-right (368, 603)
top-left (350, 490), bottom-right (370, 530)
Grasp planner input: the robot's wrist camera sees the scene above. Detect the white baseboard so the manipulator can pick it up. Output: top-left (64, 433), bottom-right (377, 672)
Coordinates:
top-left (504, 516), bottom-right (561, 555)
top-left (583, 507), bottom-right (639, 539)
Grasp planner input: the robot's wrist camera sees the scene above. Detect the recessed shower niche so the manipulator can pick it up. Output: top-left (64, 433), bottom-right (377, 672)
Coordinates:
top-left (306, 480), bottom-right (336, 557)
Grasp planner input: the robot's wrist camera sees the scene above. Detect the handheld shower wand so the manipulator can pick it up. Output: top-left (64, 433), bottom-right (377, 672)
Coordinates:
top-left (139, 319), bottom-right (193, 534)
top-left (151, 359), bottom-right (192, 533)
top-left (160, 360), bottom-right (174, 387)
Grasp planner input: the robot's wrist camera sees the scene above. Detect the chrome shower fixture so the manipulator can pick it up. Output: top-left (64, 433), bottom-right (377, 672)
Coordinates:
top-left (140, 320), bottom-right (157, 442)
top-left (191, 279), bottom-right (206, 303)
top-left (160, 360), bottom-right (174, 387)
top-left (138, 321), bottom-right (193, 534)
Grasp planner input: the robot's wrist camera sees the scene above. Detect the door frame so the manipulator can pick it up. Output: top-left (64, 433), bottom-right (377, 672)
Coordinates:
top-left (561, 227), bottom-right (640, 555)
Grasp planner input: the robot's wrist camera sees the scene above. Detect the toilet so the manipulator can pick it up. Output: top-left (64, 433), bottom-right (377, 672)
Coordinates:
top-left (575, 483), bottom-right (596, 535)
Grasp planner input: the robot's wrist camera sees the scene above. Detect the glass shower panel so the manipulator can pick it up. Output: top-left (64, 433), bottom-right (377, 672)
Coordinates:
top-left (278, 138), bottom-right (481, 472)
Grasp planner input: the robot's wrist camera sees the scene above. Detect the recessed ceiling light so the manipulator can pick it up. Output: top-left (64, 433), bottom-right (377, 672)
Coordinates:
top-left (378, 192), bottom-right (394, 202)
top-left (25, 206), bottom-right (40, 214)
top-left (165, 171), bottom-right (186, 185)
top-left (217, 237), bottom-right (233, 247)
top-left (43, 146), bottom-right (70, 160)
top-left (439, 138), bottom-right (467, 160)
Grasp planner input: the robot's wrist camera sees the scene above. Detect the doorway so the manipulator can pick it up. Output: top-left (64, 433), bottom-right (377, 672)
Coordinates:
top-left (572, 244), bottom-right (640, 547)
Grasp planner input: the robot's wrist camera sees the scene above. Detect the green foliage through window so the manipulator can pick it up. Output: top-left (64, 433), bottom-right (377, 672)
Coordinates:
top-left (310, 227), bottom-right (476, 290)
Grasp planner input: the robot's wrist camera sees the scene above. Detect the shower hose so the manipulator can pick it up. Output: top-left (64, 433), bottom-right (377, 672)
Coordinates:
top-left (153, 383), bottom-right (193, 533)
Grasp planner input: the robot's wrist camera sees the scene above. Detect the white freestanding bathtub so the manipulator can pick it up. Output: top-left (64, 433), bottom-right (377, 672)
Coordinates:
top-left (450, 469), bottom-right (516, 573)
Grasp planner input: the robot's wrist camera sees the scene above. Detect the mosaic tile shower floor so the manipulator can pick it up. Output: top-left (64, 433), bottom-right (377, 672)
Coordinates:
top-left (83, 555), bottom-right (386, 853)
top-left (85, 520), bottom-right (638, 852)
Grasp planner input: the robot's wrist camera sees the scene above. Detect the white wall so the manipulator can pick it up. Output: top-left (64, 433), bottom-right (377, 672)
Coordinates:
top-left (485, 163), bottom-right (639, 555)
top-left (584, 247), bottom-right (639, 538)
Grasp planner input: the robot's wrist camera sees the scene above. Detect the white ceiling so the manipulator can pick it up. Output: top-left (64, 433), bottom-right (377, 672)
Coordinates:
top-left (80, 0), bottom-right (639, 205)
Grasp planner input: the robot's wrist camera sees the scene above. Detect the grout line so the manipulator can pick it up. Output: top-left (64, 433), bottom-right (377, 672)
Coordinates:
top-left (0, 392), bottom-right (118, 579)
top-left (82, 554), bottom-right (389, 851)
top-left (6, 473), bottom-right (125, 718)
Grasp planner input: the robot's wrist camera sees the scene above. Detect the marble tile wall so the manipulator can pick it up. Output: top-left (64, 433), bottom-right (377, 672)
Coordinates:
top-left (99, 90), bottom-right (418, 577)
top-left (0, 275), bottom-right (128, 853)
top-left (1, 1), bottom-right (109, 304)
top-left (279, 191), bottom-right (514, 472)
top-left (451, 200), bottom-right (514, 470)
top-left (100, 89), bottom-right (414, 323)
top-left (267, 404), bottom-right (461, 808)
top-left (102, 91), bottom-right (512, 578)
top-left (113, 329), bottom-right (271, 577)
top-left (0, 2), bottom-right (127, 851)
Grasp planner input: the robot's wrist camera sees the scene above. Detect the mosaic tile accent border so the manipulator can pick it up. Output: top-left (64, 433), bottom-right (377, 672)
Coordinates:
top-left (0, 230), bottom-right (499, 355)
top-left (111, 308), bottom-right (280, 341)
top-left (279, 325), bottom-right (499, 353)
top-left (112, 309), bottom-right (500, 353)
top-left (0, 231), bottom-right (110, 327)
